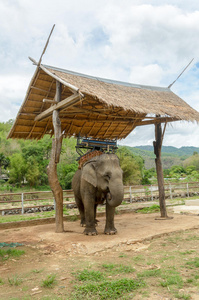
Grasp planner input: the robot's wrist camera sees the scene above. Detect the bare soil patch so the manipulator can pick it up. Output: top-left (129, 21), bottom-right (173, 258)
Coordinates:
top-left (0, 210), bottom-right (199, 299)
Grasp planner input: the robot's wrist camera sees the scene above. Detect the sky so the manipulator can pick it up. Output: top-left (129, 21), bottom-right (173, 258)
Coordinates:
top-left (1, 0), bottom-right (199, 148)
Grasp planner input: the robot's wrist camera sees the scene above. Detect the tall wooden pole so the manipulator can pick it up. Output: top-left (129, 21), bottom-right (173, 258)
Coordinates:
top-left (47, 81), bottom-right (64, 232)
top-left (153, 122), bottom-right (168, 218)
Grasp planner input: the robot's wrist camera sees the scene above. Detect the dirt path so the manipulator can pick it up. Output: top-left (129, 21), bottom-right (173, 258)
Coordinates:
top-left (1, 210), bottom-right (199, 255)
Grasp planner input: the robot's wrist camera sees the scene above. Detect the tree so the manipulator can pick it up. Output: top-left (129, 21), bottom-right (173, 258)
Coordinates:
top-left (183, 154), bottom-right (199, 171)
top-left (0, 153), bottom-right (10, 175)
top-left (9, 153), bottom-right (26, 187)
top-left (58, 163), bottom-right (78, 189)
top-left (26, 157), bottom-right (40, 187)
top-left (117, 147), bottom-right (143, 185)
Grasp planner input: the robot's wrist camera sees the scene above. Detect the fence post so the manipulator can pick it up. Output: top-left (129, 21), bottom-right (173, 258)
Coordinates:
top-left (129, 186), bottom-right (132, 203)
top-left (187, 182), bottom-right (189, 198)
top-left (151, 185), bottom-right (153, 201)
top-left (21, 193), bottom-right (24, 214)
top-left (169, 183), bottom-right (172, 200)
top-left (53, 198), bottom-right (56, 210)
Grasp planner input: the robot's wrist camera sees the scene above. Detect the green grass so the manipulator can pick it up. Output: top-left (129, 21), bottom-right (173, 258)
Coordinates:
top-left (41, 274), bottom-right (57, 288)
top-left (174, 293), bottom-right (191, 300)
top-left (185, 235), bottom-right (199, 241)
top-left (72, 278), bottom-right (145, 299)
top-left (75, 269), bottom-right (105, 282)
top-left (132, 254), bottom-right (145, 263)
top-left (137, 268), bottom-right (161, 278)
top-left (0, 248), bottom-right (25, 261)
top-left (0, 208), bottom-right (73, 223)
top-left (102, 263), bottom-right (136, 274)
top-left (68, 214), bottom-right (78, 222)
top-left (135, 204), bottom-right (160, 214)
top-left (179, 250), bottom-right (196, 255)
top-left (160, 272), bottom-right (183, 289)
top-left (8, 274), bottom-right (23, 286)
top-left (185, 257), bottom-right (199, 268)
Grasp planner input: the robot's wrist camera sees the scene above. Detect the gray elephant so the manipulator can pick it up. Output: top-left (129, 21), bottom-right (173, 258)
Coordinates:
top-left (72, 153), bottom-right (124, 235)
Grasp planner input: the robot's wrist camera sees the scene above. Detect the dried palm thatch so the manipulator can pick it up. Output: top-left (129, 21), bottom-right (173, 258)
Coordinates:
top-left (8, 63), bottom-right (199, 140)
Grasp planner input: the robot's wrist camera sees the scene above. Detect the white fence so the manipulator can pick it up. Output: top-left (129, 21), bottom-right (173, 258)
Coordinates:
top-left (1, 181), bottom-right (199, 215)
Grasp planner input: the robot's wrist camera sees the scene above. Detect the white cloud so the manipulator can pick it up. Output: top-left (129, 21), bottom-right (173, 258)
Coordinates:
top-left (0, 74), bottom-right (30, 122)
top-left (1, 0), bottom-right (199, 147)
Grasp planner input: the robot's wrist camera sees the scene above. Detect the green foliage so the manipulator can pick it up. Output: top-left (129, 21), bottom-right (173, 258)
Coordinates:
top-left (170, 165), bottom-right (186, 175)
top-left (118, 147), bottom-right (143, 185)
top-left (141, 168), bottom-right (155, 184)
top-left (0, 153), bottom-right (10, 175)
top-left (183, 153), bottom-right (199, 171)
top-left (3, 119), bottom-right (199, 189)
top-left (58, 162), bottom-right (78, 189)
top-left (9, 153), bottom-right (27, 187)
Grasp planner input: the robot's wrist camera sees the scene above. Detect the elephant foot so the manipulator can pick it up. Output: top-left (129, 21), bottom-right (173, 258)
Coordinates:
top-left (104, 227), bottom-right (117, 235)
top-left (95, 219), bottom-right (99, 226)
top-left (84, 227), bottom-right (98, 236)
top-left (80, 218), bottom-right (86, 227)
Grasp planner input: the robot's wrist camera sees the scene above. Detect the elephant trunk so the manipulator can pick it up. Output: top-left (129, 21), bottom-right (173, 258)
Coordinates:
top-left (107, 179), bottom-right (124, 207)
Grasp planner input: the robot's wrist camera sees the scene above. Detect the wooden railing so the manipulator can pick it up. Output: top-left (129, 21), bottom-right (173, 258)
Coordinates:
top-left (1, 181), bottom-right (199, 215)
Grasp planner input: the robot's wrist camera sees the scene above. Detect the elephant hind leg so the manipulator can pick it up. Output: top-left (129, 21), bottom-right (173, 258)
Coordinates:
top-left (75, 196), bottom-right (85, 227)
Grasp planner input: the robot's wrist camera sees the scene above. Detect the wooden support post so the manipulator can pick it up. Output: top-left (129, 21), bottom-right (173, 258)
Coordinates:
top-left (153, 122), bottom-right (171, 219)
top-left (47, 81), bottom-right (64, 232)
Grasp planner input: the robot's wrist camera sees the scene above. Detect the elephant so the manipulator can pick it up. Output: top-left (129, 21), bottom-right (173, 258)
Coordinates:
top-left (72, 153), bottom-right (124, 235)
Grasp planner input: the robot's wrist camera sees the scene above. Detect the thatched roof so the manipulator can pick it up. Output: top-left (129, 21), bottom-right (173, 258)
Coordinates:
top-left (8, 62), bottom-right (199, 140)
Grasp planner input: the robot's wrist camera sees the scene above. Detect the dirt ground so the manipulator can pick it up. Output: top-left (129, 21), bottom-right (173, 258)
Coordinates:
top-left (1, 209), bottom-right (199, 255)
top-left (1, 208), bottom-right (199, 299)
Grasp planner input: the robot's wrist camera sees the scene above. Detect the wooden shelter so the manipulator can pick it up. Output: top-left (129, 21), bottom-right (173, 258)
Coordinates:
top-left (8, 60), bottom-right (199, 232)
top-left (8, 62), bottom-right (199, 140)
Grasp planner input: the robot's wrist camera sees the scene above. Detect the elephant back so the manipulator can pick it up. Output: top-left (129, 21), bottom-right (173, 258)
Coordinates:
top-left (78, 150), bottom-right (103, 169)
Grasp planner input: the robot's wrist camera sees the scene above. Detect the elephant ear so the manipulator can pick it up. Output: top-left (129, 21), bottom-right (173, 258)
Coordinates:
top-left (81, 161), bottom-right (97, 187)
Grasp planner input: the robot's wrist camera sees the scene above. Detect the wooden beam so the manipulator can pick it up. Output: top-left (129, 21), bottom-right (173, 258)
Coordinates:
top-left (40, 62), bottom-right (80, 94)
top-left (30, 86), bottom-right (55, 94)
top-left (29, 56), bottom-right (84, 96)
top-left (135, 117), bottom-right (179, 126)
top-left (43, 99), bottom-right (57, 104)
top-left (38, 24), bottom-right (55, 66)
top-left (35, 93), bottom-right (83, 121)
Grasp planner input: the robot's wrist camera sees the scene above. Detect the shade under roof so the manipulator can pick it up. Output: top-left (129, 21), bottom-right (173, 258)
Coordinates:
top-left (8, 63), bottom-right (199, 140)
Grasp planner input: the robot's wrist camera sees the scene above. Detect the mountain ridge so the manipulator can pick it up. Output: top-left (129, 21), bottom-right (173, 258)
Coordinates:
top-left (125, 145), bottom-right (199, 169)
top-left (133, 145), bottom-right (199, 157)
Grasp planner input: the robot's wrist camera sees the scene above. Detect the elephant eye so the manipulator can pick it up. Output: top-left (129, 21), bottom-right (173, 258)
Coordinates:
top-left (104, 173), bottom-right (111, 180)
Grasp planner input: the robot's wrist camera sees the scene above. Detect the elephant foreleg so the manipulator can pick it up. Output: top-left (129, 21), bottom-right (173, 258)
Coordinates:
top-left (83, 193), bottom-right (98, 236)
top-left (104, 202), bottom-right (117, 235)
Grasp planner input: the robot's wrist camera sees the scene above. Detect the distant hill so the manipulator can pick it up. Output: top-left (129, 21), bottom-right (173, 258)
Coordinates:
top-left (134, 145), bottom-right (199, 157)
top-left (126, 145), bottom-right (199, 169)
